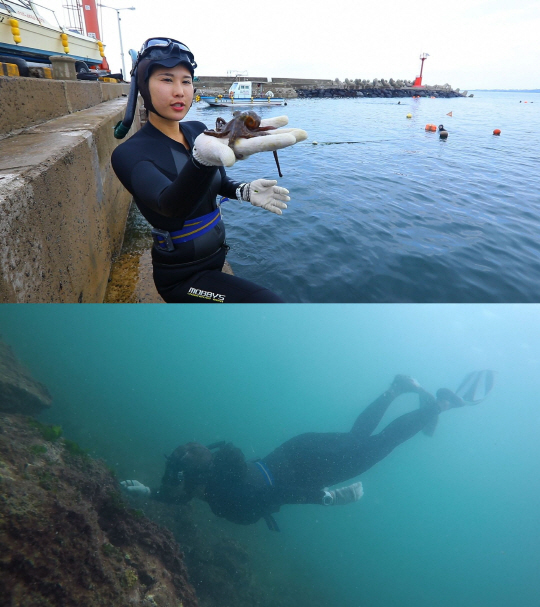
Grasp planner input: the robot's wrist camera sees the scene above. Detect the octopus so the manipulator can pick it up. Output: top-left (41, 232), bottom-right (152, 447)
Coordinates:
top-left (204, 111), bottom-right (283, 177)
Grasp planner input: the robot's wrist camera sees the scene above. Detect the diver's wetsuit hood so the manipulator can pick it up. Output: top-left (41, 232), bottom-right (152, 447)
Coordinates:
top-left (114, 40), bottom-right (196, 139)
top-left (160, 442), bottom-right (212, 502)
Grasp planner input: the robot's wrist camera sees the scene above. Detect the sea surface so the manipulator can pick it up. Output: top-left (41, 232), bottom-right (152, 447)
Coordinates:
top-left (1, 305), bottom-right (540, 607)
top-left (191, 91), bottom-right (540, 302)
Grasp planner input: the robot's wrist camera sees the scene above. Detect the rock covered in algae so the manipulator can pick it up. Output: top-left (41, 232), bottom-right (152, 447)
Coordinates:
top-left (0, 340), bottom-right (52, 415)
top-left (0, 413), bottom-right (199, 607)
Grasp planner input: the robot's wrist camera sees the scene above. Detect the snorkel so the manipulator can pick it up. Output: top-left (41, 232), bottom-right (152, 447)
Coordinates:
top-left (113, 48), bottom-right (139, 139)
top-left (114, 74), bottom-right (138, 139)
top-left (113, 38), bottom-right (197, 139)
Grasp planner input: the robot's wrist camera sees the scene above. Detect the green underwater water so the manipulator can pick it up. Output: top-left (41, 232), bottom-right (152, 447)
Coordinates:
top-left (1, 304), bottom-right (539, 607)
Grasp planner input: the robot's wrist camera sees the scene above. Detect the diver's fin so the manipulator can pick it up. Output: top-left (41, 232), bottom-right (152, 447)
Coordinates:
top-left (419, 391), bottom-right (439, 436)
top-left (455, 370), bottom-right (495, 405)
top-left (436, 388), bottom-right (465, 408)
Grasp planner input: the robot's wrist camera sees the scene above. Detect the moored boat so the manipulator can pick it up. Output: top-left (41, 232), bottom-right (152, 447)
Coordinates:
top-left (0, 0), bottom-right (105, 68)
top-left (198, 80), bottom-right (284, 107)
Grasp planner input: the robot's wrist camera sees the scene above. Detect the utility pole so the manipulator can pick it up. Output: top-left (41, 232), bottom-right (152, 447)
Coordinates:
top-left (97, 4), bottom-right (135, 78)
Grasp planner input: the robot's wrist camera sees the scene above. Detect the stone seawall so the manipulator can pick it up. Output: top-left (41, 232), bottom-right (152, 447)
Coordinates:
top-left (0, 76), bottom-right (139, 303)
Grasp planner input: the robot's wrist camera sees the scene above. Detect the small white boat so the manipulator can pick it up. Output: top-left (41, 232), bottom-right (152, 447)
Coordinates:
top-left (198, 80), bottom-right (285, 107)
top-left (0, 0), bottom-right (104, 68)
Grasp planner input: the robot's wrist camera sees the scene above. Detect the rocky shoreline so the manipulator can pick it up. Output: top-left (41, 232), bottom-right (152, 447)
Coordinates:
top-left (297, 87), bottom-right (466, 99)
top-left (0, 413), bottom-right (199, 607)
top-left (0, 341), bottom-right (334, 607)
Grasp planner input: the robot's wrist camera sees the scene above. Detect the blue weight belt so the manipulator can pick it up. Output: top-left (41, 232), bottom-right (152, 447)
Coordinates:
top-left (152, 206), bottom-right (222, 251)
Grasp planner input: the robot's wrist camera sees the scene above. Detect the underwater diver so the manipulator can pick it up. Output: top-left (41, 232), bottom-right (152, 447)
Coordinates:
top-left (111, 38), bottom-right (307, 303)
top-left (121, 371), bottom-right (494, 531)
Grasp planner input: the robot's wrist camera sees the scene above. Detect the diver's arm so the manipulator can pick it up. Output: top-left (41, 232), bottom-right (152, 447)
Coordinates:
top-left (120, 479), bottom-right (190, 504)
top-left (218, 166), bottom-right (242, 200)
top-left (278, 482), bottom-right (364, 506)
top-left (129, 158), bottom-right (218, 220)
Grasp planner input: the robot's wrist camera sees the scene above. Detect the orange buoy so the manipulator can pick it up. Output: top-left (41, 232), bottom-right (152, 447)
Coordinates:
top-left (493, 129), bottom-right (501, 136)
top-left (425, 124), bottom-right (437, 132)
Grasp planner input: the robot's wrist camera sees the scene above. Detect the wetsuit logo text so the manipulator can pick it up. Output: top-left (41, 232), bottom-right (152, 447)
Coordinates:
top-left (187, 287), bottom-right (226, 302)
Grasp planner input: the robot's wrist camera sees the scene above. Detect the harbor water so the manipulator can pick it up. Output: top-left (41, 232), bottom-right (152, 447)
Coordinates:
top-left (192, 92), bottom-right (540, 302)
top-left (1, 304), bottom-right (539, 607)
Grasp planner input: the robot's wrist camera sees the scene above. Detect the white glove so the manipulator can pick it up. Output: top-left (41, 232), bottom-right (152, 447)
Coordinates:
top-left (192, 134), bottom-right (237, 167)
top-left (256, 115), bottom-right (308, 150)
top-left (259, 116), bottom-right (289, 129)
top-left (242, 178), bottom-right (291, 215)
top-left (322, 481), bottom-right (364, 506)
top-left (192, 116), bottom-right (307, 167)
top-left (120, 479), bottom-right (151, 496)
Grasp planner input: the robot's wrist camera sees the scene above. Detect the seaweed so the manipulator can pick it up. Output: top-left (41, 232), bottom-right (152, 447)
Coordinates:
top-left (104, 463), bottom-right (118, 478)
top-left (29, 444), bottom-right (47, 455)
top-left (63, 439), bottom-right (89, 459)
top-left (36, 469), bottom-right (58, 492)
top-left (105, 489), bottom-right (127, 514)
top-left (102, 542), bottom-right (123, 562)
top-left (27, 418), bottom-right (63, 442)
top-left (120, 567), bottom-right (139, 588)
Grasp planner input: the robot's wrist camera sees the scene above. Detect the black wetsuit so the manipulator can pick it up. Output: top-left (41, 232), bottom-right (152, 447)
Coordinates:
top-left (156, 389), bottom-right (439, 530)
top-left (111, 120), bottom-right (283, 303)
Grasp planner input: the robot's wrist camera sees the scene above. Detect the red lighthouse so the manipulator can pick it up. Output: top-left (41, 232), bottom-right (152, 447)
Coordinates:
top-left (412, 53), bottom-right (429, 87)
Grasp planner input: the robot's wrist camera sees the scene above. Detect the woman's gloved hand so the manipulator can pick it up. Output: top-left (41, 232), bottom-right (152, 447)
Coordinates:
top-left (322, 481), bottom-right (364, 506)
top-left (241, 179), bottom-right (291, 215)
top-left (120, 479), bottom-right (151, 496)
top-left (192, 116), bottom-right (307, 167)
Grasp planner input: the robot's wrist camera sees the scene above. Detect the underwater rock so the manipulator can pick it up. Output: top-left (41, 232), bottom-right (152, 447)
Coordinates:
top-left (0, 340), bottom-right (52, 415)
top-left (0, 413), bottom-right (198, 607)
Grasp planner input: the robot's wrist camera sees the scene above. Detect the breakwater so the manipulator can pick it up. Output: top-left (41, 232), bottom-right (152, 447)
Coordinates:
top-left (297, 87), bottom-right (466, 99)
top-left (195, 76), bottom-right (467, 99)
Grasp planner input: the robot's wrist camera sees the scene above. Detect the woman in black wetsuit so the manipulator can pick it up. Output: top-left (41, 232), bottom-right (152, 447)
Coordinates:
top-left (122, 373), bottom-right (493, 531)
top-left (111, 38), bottom-right (306, 303)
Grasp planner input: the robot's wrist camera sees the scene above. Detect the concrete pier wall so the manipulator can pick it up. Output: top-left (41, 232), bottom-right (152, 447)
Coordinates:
top-left (0, 77), bottom-right (138, 303)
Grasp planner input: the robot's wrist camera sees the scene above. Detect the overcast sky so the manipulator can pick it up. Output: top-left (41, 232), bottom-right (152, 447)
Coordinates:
top-left (43, 0), bottom-right (539, 89)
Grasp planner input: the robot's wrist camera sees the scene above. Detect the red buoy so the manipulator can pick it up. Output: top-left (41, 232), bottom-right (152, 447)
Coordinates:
top-left (493, 129), bottom-right (501, 136)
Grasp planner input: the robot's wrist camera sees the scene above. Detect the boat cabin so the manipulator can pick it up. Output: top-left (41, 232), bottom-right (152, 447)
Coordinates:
top-left (228, 80), bottom-right (272, 99)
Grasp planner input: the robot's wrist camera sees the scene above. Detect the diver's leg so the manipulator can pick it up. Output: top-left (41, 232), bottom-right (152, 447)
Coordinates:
top-left (359, 401), bottom-right (441, 470)
top-left (350, 375), bottom-right (424, 440)
top-left (155, 256), bottom-right (284, 303)
top-left (179, 270), bottom-right (284, 303)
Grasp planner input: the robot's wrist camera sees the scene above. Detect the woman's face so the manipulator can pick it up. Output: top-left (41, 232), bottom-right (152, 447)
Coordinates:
top-left (148, 64), bottom-right (194, 121)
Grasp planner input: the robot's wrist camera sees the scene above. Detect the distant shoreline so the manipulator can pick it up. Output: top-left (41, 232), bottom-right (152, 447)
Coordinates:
top-left (472, 89), bottom-right (540, 93)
